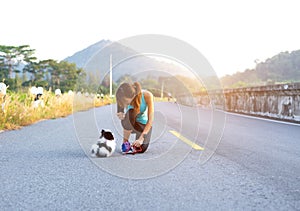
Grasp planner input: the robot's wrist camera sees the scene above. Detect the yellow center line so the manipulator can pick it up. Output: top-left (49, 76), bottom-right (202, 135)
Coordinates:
top-left (169, 130), bottom-right (204, 151)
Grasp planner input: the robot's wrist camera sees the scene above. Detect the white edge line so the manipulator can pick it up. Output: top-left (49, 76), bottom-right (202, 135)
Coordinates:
top-left (224, 111), bottom-right (300, 127)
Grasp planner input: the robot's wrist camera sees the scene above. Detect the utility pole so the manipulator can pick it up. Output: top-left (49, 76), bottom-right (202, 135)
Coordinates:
top-left (161, 78), bottom-right (170, 100)
top-left (109, 54), bottom-right (112, 97)
top-left (161, 80), bottom-right (165, 99)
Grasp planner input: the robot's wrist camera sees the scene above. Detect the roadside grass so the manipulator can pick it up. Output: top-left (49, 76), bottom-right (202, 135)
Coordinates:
top-left (0, 91), bottom-right (112, 131)
top-left (0, 91), bottom-right (173, 131)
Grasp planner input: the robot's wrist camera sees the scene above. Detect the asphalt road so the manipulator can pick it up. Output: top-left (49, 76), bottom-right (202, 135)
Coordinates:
top-left (0, 102), bottom-right (299, 210)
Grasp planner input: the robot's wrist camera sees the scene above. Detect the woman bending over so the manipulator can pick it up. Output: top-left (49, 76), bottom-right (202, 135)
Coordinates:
top-left (116, 82), bottom-right (154, 154)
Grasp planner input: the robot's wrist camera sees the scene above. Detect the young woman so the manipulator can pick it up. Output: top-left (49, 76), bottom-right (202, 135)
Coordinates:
top-left (116, 82), bottom-right (154, 154)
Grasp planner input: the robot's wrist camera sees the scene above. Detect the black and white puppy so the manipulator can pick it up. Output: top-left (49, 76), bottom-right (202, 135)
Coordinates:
top-left (91, 129), bottom-right (116, 157)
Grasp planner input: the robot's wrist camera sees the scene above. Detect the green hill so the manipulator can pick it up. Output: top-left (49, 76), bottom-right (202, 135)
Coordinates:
top-left (221, 50), bottom-right (300, 88)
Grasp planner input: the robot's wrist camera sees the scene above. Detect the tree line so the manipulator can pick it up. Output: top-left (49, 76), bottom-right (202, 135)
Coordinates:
top-left (0, 45), bottom-right (109, 94)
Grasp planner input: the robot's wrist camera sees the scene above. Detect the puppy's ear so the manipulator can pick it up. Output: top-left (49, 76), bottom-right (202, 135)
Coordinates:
top-left (100, 129), bottom-right (105, 138)
top-left (104, 131), bottom-right (114, 140)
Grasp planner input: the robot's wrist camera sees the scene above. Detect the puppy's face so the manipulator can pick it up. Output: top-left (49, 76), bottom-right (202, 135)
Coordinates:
top-left (100, 129), bottom-right (114, 141)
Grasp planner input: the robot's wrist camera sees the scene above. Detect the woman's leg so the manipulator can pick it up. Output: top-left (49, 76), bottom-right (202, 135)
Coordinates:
top-left (121, 109), bottom-right (135, 142)
top-left (135, 125), bottom-right (152, 153)
top-left (120, 112), bottom-right (134, 153)
top-left (122, 129), bottom-right (131, 142)
top-left (121, 109), bottom-right (152, 153)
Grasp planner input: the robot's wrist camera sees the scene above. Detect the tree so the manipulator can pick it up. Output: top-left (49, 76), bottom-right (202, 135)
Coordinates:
top-left (58, 61), bottom-right (84, 92)
top-left (0, 45), bottom-right (36, 79)
top-left (0, 45), bottom-right (36, 90)
top-left (23, 60), bottom-right (50, 87)
top-left (87, 72), bottom-right (100, 93)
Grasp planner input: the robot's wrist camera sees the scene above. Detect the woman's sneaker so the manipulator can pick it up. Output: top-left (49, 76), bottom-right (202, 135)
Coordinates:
top-left (133, 145), bottom-right (143, 154)
top-left (121, 142), bottom-right (133, 154)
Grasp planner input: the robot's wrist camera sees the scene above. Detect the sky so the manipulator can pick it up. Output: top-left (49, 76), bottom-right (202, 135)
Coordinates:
top-left (1, 0), bottom-right (300, 77)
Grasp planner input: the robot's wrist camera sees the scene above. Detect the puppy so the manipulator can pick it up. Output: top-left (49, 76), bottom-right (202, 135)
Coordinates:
top-left (91, 129), bottom-right (116, 157)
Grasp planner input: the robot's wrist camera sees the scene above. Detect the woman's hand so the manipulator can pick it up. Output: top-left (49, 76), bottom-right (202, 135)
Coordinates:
top-left (133, 136), bottom-right (144, 147)
top-left (117, 112), bottom-right (125, 120)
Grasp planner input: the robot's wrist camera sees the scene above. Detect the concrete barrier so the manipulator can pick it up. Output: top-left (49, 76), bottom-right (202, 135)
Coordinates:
top-left (177, 83), bottom-right (300, 122)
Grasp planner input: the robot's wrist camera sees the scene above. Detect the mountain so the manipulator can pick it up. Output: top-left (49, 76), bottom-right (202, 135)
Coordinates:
top-left (64, 40), bottom-right (112, 68)
top-left (221, 50), bottom-right (300, 88)
top-left (64, 39), bottom-right (200, 83)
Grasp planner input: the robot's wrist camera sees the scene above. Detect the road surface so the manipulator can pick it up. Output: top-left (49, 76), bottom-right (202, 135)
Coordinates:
top-left (0, 102), bottom-right (299, 210)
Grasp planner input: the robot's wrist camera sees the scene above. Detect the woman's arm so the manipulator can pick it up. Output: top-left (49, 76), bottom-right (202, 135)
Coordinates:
top-left (117, 104), bottom-right (124, 113)
top-left (133, 90), bottom-right (154, 147)
top-left (142, 90), bottom-right (154, 135)
top-left (116, 104), bottom-right (125, 120)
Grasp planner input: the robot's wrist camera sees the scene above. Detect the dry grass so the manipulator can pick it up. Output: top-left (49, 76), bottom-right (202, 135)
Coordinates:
top-left (0, 91), bottom-right (112, 131)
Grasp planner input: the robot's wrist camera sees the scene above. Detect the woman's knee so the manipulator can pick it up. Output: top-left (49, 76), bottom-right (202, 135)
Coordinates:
top-left (141, 144), bottom-right (149, 153)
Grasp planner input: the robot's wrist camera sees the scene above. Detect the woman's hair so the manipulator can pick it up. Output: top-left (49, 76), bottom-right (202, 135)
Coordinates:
top-left (116, 82), bottom-right (142, 116)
